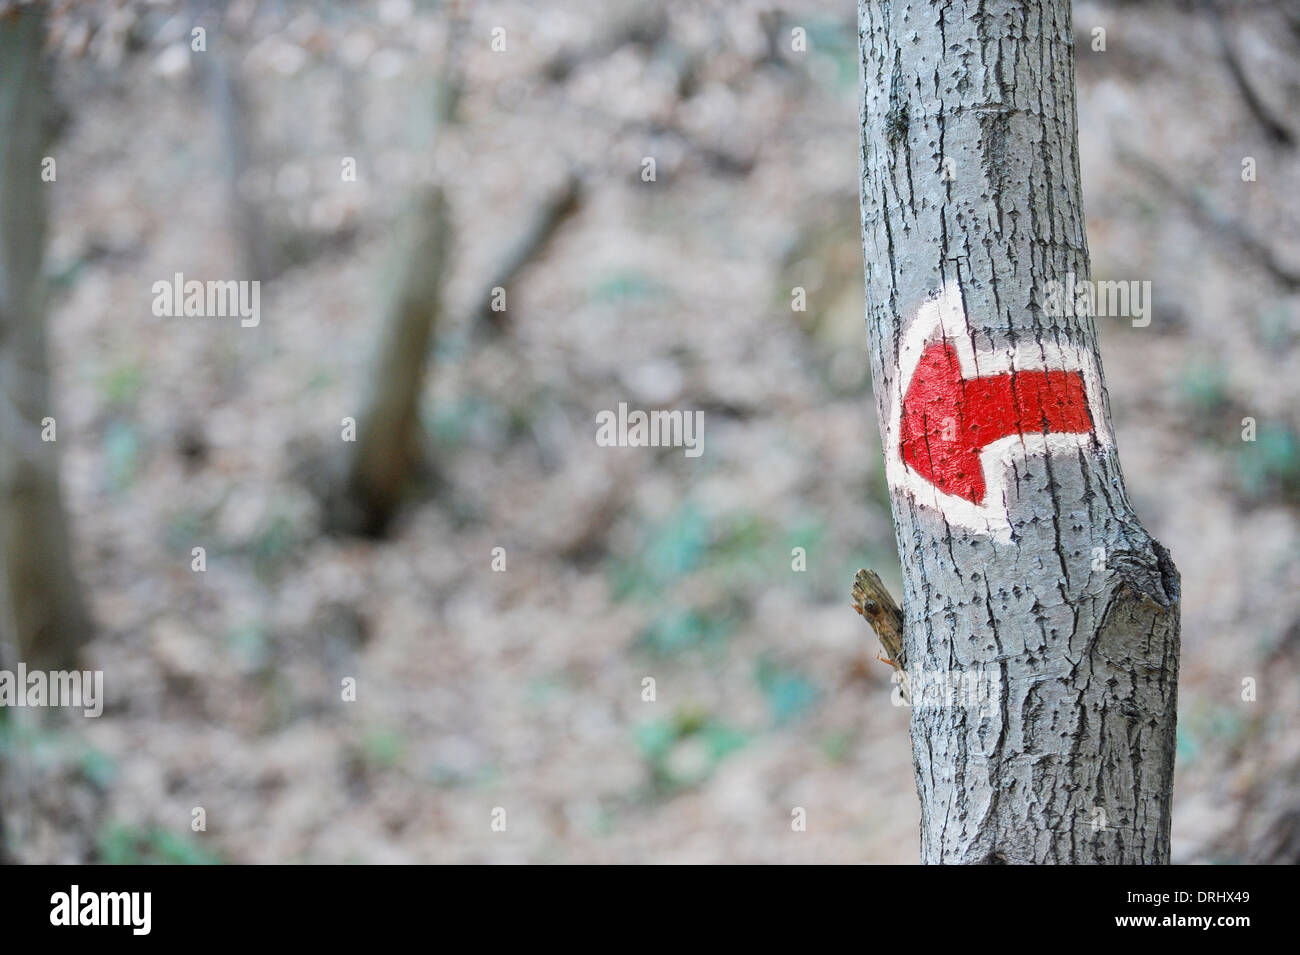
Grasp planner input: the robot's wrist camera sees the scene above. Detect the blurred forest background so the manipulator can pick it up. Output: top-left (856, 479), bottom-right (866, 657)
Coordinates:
top-left (1, 0), bottom-right (1298, 863)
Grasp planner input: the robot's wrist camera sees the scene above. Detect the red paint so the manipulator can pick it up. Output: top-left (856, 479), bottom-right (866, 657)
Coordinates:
top-left (900, 341), bottom-right (1094, 503)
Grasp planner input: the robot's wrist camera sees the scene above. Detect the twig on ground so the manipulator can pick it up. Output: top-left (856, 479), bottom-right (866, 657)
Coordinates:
top-left (471, 174), bottom-right (584, 338)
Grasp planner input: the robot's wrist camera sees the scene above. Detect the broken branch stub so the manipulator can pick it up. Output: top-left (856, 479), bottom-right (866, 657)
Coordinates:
top-left (851, 569), bottom-right (905, 672)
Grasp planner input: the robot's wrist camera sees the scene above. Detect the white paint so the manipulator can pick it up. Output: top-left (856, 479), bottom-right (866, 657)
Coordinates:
top-left (883, 281), bottom-right (1114, 543)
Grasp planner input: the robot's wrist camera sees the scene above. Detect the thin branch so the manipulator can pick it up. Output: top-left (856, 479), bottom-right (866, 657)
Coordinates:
top-left (1202, 0), bottom-right (1296, 148)
top-left (1118, 147), bottom-right (1300, 292)
top-left (471, 174), bottom-right (584, 337)
top-left (851, 569), bottom-right (906, 672)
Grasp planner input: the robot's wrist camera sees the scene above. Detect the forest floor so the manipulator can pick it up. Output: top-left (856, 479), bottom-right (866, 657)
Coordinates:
top-left (3, 0), bottom-right (1298, 863)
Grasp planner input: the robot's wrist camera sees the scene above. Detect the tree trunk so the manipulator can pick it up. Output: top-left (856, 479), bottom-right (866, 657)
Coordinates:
top-left (857, 0), bottom-right (1180, 863)
top-left (0, 6), bottom-right (92, 671)
top-left (327, 188), bottom-right (450, 537)
top-left (204, 40), bottom-right (277, 282)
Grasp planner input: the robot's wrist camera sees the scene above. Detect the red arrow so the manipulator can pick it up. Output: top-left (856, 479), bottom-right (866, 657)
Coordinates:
top-left (900, 341), bottom-right (1094, 503)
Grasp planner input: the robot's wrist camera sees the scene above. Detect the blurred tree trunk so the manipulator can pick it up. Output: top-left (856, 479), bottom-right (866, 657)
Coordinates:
top-left (857, 0), bottom-right (1180, 863)
top-left (205, 45), bottom-right (275, 281)
top-left (0, 7), bottom-right (92, 670)
top-left (328, 189), bottom-right (450, 536)
top-left (189, 0), bottom-right (276, 279)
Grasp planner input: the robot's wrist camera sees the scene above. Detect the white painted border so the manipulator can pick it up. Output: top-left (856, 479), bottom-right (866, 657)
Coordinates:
top-left (883, 281), bottom-right (1114, 544)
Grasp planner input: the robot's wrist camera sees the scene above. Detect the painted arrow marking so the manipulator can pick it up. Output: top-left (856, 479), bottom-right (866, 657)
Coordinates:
top-left (883, 281), bottom-right (1113, 543)
top-left (900, 341), bottom-right (1094, 504)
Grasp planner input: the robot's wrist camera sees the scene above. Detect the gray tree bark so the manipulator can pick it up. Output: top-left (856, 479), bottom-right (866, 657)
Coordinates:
top-left (0, 6), bottom-right (92, 671)
top-left (857, 1), bottom-right (1180, 863)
